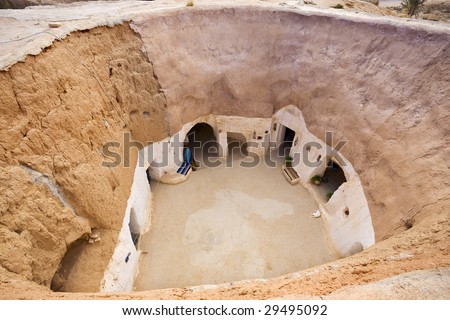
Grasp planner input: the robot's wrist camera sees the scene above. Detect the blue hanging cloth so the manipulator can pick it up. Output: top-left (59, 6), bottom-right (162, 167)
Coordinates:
top-left (184, 147), bottom-right (192, 164)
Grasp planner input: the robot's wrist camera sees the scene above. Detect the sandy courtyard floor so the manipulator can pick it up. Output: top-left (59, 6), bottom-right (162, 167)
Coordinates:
top-left (134, 157), bottom-right (337, 290)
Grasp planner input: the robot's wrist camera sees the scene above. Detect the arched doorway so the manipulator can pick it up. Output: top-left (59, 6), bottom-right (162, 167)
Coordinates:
top-left (184, 122), bottom-right (218, 168)
top-left (278, 124), bottom-right (296, 156)
top-left (227, 132), bottom-right (248, 161)
top-left (321, 160), bottom-right (347, 201)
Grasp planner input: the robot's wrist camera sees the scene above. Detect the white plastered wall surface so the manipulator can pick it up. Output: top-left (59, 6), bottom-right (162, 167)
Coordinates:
top-left (273, 105), bottom-right (375, 257)
top-left (101, 150), bottom-right (151, 292)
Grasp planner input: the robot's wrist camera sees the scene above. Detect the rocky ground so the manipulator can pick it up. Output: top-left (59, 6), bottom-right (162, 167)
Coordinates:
top-left (1, 0), bottom-right (449, 23)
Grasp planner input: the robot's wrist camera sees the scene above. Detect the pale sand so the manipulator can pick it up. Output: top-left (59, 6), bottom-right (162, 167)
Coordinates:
top-left (134, 157), bottom-right (337, 290)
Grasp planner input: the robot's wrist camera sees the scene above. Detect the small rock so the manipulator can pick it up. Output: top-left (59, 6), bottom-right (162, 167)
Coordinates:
top-left (387, 252), bottom-right (414, 261)
top-left (49, 22), bottom-right (62, 28)
top-left (94, 237), bottom-right (101, 243)
top-left (329, 264), bottom-right (340, 271)
top-left (238, 290), bottom-right (248, 295)
top-left (399, 252), bottom-right (414, 259)
top-left (88, 239), bottom-right (94, 244)
top-left (90, 233), bottom-right (99, 240)
top-left (311, 209), bottom-right (321, 218)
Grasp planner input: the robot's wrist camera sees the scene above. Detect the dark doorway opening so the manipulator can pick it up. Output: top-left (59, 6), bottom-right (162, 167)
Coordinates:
top-left (146, 167), bottom-right (151, 184)
top-left (279, 125), bottom-right (295, 156)
top-left (227, 132), bottom-right (248, 162)
top-left (321, 160), bottom-right (347, 198)
top-left (129, 208), bottom-right (140, 250)
top-left (50, 237), bottom-right (86, 292)
top-left (184, 122), bottom-right (218, 167)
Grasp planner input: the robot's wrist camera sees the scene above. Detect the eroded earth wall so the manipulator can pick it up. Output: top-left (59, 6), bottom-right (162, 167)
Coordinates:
top-left (0, 24), bottom-right (168, 291)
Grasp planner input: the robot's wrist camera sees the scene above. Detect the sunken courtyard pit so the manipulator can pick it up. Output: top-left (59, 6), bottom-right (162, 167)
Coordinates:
top-left (0, 1), bottom-right (449, 299)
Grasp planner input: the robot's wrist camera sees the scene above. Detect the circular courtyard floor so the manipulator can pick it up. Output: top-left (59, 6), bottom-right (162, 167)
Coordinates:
top-left (134, 156), bottom-right (337, 290)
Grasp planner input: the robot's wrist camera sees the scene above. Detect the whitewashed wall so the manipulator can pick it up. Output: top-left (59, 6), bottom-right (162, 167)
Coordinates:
top-left (215, 115), bottom-right (271, 156)
top-left (273, 105), bottom-right (375, 257)
top-left (101, 147), bottom-right (151, 291)
top-left (321, 179), bottom-right (374, 257)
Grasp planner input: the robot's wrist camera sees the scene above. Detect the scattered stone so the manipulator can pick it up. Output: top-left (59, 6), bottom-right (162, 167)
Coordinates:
top-left (48, 22), bottom-right (62, 28)
top-left (361, 0), bottom-right (379, 4)
top-left (329, 264), bottom-right (340, 271)
top-left (87, 229), bottom-right (101, 243)
top-left (387, 252), bottom-right (414, 261)
top-left (311, 209), bottom-right (321, 218)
